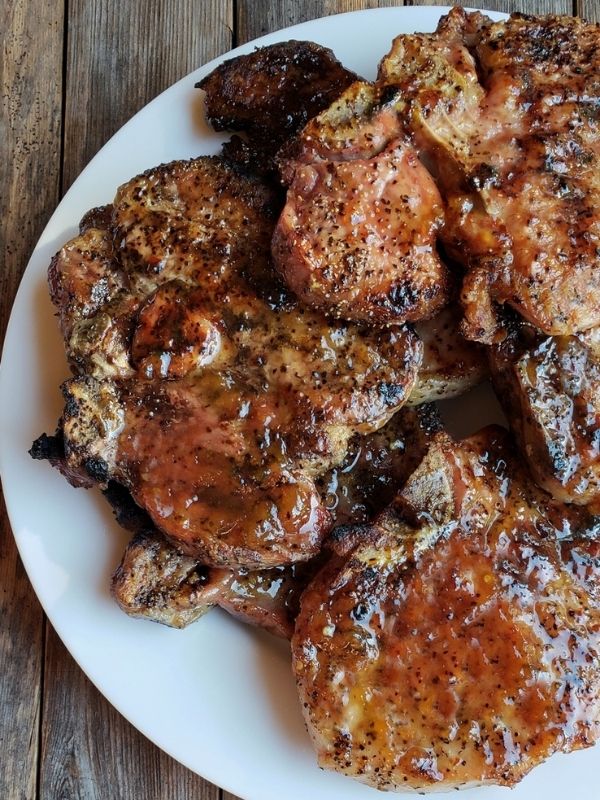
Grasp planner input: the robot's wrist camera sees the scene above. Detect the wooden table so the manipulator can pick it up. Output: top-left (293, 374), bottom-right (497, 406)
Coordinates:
top-left (1, 1), bottom-right (597, 797)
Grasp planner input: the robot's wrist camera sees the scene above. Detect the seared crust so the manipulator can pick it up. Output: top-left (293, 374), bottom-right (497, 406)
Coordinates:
top-left (197, 41), bottom-right (357, 170)
top-left (272, 82), bottom-right (450, 324)
top-left (49, 156), bottom-right (421, 568)
top-left (318, 404), bottom-right (442, 525)
top-left (490, 320), bottom-right (600, 508)
top-left (379, 8), bottom-right (600, 341)
top-left (410, 305), bottom-right (487, 405)
top-left (111, 531), bottom-right (229, 628)
top-left (48, 208), bottom-right (135, 378)
top-left (111, 524), bottom-right (319, 638)
top-left (293, 428), bottom-right (600, 790)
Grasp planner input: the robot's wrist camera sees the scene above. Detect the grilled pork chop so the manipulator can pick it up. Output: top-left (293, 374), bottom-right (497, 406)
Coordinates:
top-left (197, 40), bottom-right (357, 174)
top-left (104, 480), bottom-right (308, 636)
top-left (378, 8), bottom-right (600, 342)
top-left (48, 157), bottom-right (421, 569)
top-left (490, 320), bottom-right (600, 509)
top-left (272, 81), bottom-right (450, 324)
top-left (111, 530), bottom-right (230, 628)
top-left (293, 427), bottom-right (600, 790)
top-left (112, 529), bottom-right (317, 638)
top-left (110, 405), bottom-right (441, 636)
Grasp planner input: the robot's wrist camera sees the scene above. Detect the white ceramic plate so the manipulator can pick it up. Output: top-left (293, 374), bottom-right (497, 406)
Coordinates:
top-left (1, 6), bottom-right (598, 799)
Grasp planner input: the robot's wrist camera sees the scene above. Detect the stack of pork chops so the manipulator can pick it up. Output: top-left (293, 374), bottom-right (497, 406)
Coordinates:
top-left (33, 8), bottom-right (600, 792)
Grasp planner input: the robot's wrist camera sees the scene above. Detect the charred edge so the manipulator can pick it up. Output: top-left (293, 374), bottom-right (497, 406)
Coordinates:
top-left (84, 457), bottom-right (109, 483)
top-left (79, 204), bottom-right (114, 233)
top-left (386, 282), bottom-right (420, 314)
top-left (29, 431), bottom-right (65, 462)
top-left (102, 481), bottom-right (154, 534)
top-left (378, 382), bottom-right (408, 407)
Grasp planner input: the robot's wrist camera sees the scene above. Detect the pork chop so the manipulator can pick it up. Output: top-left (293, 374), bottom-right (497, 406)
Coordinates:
top-left (46, 157), bottom-right (421, 568)
top-left (293, 427), bottom-right (600, 790)
top-left (379, 8), bottom-right (600, 342)
top-left (109, 404), bottom-right (440, 635)
top-left (111, 528), bottom-right (317, 637)
top-left (490, 319), bottom-right (600, 509)
top-left (272, 82), bottom-right (450, 324)
top-left (197, 40), bottom-right (357, 174)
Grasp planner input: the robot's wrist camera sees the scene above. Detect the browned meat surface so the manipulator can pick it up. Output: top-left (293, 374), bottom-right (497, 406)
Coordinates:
top-left (111, 531), bottom-right (230, 628)
top-left (410, 304), bottom-right (487, 404)
top-left (109, 405), bottom-right (440, 635)
top-left (273, 82), bottom-right (450, 324)
top-left (216, 562), bottom-right (315, 639)
top-left (378, 9), bottom-right (600, 342)
top-left (197, 40), bottom-right (357, 171)
top-left (48, 205), bottom-right (135, 378)
top-left (293, 427), bottom-right (600, 790)
top-left (490, 320), bottom-right (600, 508)
top-left (277, 81), bottom-right (404, 172)
top-left (111, 529), bottom-right (316, 637)
top-left (318, 403), bottom-right (441, 525)
top-left (48, 157), bottom-right (421, 568)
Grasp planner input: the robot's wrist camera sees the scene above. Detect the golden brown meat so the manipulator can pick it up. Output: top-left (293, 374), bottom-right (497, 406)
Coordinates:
top-left (111, 529), bottom-right (317, 637)
top-left (109, 405), bottom-right (440, 635)
top-left (490, 320), bottom-right (600, 509)
top-left (197, 40), bottom-right (357, 172)
top-left (378, 9), bottom-right (600, 342)
top-left (111, 530), bottom-right (230, 628)
top-left (293, 427), bottom-right (600, 790)
top-left (272, 82), bottom-right (450, 324)
top-left (49, 157), bottom-right (421, 569)
top-left (48, 205), bottom-right (135, 379)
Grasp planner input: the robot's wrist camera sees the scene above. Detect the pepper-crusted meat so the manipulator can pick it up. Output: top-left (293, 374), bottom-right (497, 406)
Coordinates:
top-left (318, 403), bottom-right (442, 524)
top-left (47, 157), bottom-right (421, 569)
top-left (293, 427), bottom-right (600, 790)
top-left (272, 82), bottom-right (450, 324)
top-left (110, 404), bottom-right (441, 635)
top-left (409, 304), bottom-right (487, 405)
top-left (111, 528), bottom-right (316, 637)
top-left (197, 40), bottom-right (357, 173)
top-left (379, 8), bottom-right (600, 342)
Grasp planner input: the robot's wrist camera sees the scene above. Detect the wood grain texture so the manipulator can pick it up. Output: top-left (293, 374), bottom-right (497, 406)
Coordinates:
top-left (0, 495), bottom-right (44, 800)
top-left (39, 2), bottom-right (231, 799)
top-left (578, 1), bottom-right (600, 21)
top-left (237, 0), bottom-right (404, 43)
top-left (410, 0), bottom-right (571, 12)
top-left (0, 1), bottom-right (63, 799)
top-left (62, 0), bottom-right (233, 189)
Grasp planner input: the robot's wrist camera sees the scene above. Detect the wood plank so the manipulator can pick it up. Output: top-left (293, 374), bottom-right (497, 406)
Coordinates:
top-left (237, 0), bottom-right (403, 44)
top-left (578, 1), bottom-right (600, 21)
top-left (40, 2), bottom-right (232, 799)
top-left (62, 0), bottom-right (233, 190)
top-left (0, 495), bottom-right (44, 800)
top-left (0, 1), bottom-right (63, 798)
top-left (410, 0), bottom-right (570, 12)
